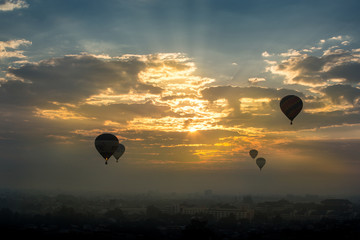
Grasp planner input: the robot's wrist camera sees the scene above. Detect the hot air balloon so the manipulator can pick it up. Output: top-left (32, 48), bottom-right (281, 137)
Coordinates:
top-left (113, 143), bottom-right (125, 163)
top-left (256, 157), bottom-right (266, 171)
top-left (94, 133), bottom-right (119, 164)
top-left (280, 95), bottom-right (303, 125)
top-left (249, 149), bottom-right (258, 159)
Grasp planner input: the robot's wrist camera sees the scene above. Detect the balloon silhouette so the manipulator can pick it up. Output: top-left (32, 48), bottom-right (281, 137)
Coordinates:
top-left (280, 95), bottom-right (303, 125)
top-left (113, 143), bottom-right (125, 162)
top-left (249, 149), bottom-right (258, 159)
top-left (256, 157), bottom-right (266, 171)
top-left (94, 133), bottom-right (119, 164)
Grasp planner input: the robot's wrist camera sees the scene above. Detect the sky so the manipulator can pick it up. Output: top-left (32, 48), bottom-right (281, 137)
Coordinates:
top-left (1, 0), bottom-right (360, 196)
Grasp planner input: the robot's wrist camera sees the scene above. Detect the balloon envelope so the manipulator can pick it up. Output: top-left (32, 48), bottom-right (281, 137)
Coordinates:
top-left (249, 149), bottom-right (258, 159)
top-left (256, 157), bottom-right (266, 171)
top-left (113, 143), bottom-right (125, 162)
top-left (94, 133), bottom-right (119, 163)
top-left (280, 95), bottom-right (303, 125)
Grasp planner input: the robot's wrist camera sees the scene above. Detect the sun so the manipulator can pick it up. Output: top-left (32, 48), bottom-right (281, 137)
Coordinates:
top-left (188, 127), bottom-right (198, 133)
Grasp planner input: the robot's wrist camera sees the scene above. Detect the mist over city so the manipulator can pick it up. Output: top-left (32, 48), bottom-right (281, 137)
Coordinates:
top-left (1, 189), bottom-right (360, 239)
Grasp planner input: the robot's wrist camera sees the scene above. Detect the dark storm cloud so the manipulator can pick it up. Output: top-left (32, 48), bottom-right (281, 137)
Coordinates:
top-left (2, 55), bottom-right (161, 106)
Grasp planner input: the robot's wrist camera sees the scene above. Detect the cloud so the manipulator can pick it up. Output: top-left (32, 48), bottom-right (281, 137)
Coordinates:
top-left (0, 53), bottom-right (223, 134)
top-left (66, 53), bottom-right (113, 60)
top-left (34, 107), bottom-right (90, 120)
top-left (0, 0), bottom-right (28, 11)
top-left (320, 35), bottom-right (350, 44)
top-left (199, 84), bottom-right (360, 131)
top-left (3, 50), bottom-right (360, 137)
top-left (280, 49), bottom-right (301, 57)
top-left (5, 52), bottom-right (207, 107)
top-left (329, 35), bottom-right (344, 41)
top-left (0, 39), bottom-right (31, 59)
top-left (10, 50), bottom-right (355, 145)
top-left (248, 77), bottom-right (266, 85)
top-left (323, 62), bottom-right (360, 84)
top-left (262, 51), bottom-right (273, 57)
top-left (267, 44), bottom-right (360, 86)
top-left (79, 102), bottom-right (178, 122)
top-left (322, 84), bottom-right (360, 105)
top-left (200, 86), bottom-right (306, 126)
top-left (3, 55), bottom-right (151, 104)
top-left (201, 86), bottom-right (304, 102)
top-left (2, 50), bottom-right (360, 168)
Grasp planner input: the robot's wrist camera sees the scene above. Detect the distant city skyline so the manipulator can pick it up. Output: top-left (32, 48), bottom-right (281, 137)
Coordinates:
top-left (1, 188), bottom-right (358, 239)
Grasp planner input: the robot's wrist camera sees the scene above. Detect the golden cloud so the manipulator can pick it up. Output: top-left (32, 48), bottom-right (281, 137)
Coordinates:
top-left (34, 107), bottom-right (90, 120)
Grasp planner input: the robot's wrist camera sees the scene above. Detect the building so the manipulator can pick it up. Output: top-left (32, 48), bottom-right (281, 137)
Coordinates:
top-left (208, 208), bottom-right (254, 221)
top-left (162, 204), bottom-right (254, 221)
